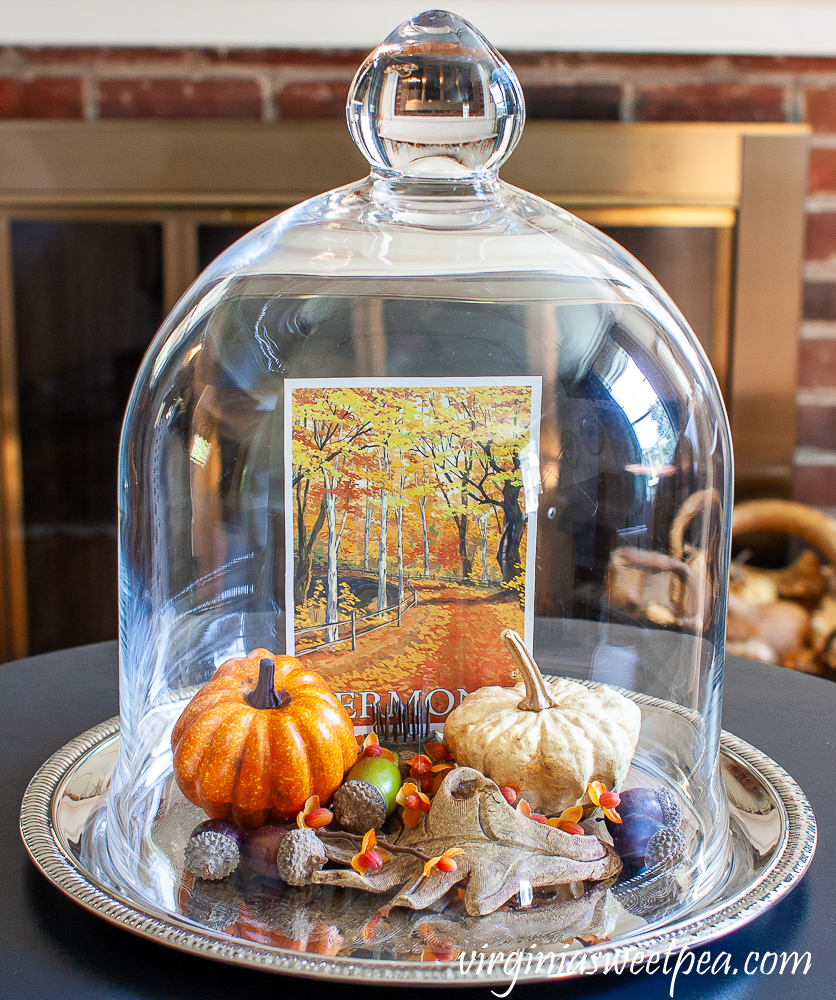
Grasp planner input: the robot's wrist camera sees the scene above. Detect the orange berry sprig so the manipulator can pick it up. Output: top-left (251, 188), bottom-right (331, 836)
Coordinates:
top-left (588, 781), bottom-right (622, 823)
top-left (515, 798), bottom-right (555, 824)
top-left (410, 754), bottom-right (433, 775)
top-left (361, 732), bottom-right (396, 763)
top-left (396, 781), bottom-right (431, 827)
top-left (515, 797), bottom-right (587, 835)
top-left (499, 784), bottom-right (521, 806)
top-left (409, 752), bottom-right (455, 796)
top-left (409, 753), bottom-right (433, 794)
top-left (422, 848), bottom-right (464, 878)
top-left (350, 829), bottom-right (391, 875)
top-left (296, 795), bottom-right (333, 830)
top-left (546, 804), bottom-right (586, 835)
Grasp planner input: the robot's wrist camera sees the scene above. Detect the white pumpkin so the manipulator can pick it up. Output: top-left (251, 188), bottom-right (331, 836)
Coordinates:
top-left (443, 630), bottom-right (642, 815)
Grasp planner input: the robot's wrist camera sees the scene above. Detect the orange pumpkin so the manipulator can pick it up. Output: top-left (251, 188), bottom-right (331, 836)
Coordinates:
top-left (171, 648), bottom-right (358, 829)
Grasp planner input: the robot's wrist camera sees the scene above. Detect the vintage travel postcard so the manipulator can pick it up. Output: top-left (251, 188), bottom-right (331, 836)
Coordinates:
top-left (284, 377), bottom-right (542, 725)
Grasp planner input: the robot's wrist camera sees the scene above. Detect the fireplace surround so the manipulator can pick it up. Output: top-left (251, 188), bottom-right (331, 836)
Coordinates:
top-left (0, 118), bottom-right (808, 658)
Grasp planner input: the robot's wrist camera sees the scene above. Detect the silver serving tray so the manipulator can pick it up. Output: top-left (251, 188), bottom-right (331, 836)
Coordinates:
top-left (20, 718), bottom-right (816, 988)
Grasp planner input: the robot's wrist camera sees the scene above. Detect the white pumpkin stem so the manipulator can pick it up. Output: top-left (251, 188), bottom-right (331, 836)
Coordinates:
top-left (501, 629), bottom-right (561, 712)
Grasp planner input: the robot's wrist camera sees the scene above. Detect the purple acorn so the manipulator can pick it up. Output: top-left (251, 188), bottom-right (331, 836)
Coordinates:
top-left (184, 819), bottom-right (246, 880)
top-left (237, 824), bottom-right (292, 881)
top-left (605, 787), bottom-right (668, 870)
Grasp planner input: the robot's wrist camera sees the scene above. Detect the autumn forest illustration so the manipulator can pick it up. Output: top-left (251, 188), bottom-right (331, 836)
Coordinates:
top-left (287, 381), bottom-right (539, 718)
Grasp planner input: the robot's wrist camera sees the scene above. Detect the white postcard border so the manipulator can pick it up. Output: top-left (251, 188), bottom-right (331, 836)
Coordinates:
top-left (284, 376), bottom-right (542, 656)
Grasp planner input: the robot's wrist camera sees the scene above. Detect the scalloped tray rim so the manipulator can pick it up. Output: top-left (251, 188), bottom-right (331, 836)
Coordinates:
top-left (20, 717), bottom-right (817, 988)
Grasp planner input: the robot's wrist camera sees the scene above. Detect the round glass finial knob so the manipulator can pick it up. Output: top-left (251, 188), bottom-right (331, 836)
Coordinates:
top-left (347, 9), bottom-right (525, 178)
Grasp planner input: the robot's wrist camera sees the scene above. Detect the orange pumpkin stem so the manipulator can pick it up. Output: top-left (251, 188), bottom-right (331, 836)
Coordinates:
top-left (247, 658), bottom-right (291, 711)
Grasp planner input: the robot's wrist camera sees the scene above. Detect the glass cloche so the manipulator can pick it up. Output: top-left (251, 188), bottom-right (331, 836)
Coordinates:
top-left (106, 9), bottom-right (734, 954)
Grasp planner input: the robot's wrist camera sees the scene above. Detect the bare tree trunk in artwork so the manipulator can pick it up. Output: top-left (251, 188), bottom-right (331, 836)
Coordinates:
top-left (395, 504), bottom-right (405, 603)
top-left (323, 468), bottom-right (339, 645)
top-left (363, 492), bottom-right (372, 573)
top-left (480, 514), bottom-right (489, 583)
top-left (419, 496), bottom-right (430, 577)
top-left (495, 476), bottom-right (526, 584)
top-left (455, 511), bottom-right (473, 581)
top-left (294, 479), bottom-right (326, 606)
top-left (377, 488), bottom-right (388, 612)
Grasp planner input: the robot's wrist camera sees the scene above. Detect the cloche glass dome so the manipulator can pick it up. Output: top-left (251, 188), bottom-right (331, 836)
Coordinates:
top-left (105, 9), bottom-right (733, 947)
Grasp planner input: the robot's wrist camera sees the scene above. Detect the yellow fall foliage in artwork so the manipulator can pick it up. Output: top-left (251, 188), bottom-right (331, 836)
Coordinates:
top-left (289, 383), bottom-right (536, 708)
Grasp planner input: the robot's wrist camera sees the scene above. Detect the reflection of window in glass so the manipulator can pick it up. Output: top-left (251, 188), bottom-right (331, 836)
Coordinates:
top-left (394, 62), bottom-right (483, 116)
top-left (605, 354), bottom-right (676, 493)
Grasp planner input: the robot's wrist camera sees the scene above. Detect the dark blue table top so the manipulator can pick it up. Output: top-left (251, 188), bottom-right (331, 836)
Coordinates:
top-left (2, 641), bottom-right (831, 998)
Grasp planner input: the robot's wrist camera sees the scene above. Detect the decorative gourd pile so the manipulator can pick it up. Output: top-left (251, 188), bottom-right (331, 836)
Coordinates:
top-left (171, 633), bottom-right (683, 914)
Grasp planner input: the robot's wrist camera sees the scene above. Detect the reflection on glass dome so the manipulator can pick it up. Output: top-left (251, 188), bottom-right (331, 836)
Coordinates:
top-left (104, 8), bottom-right (734, 956)
top-left (609, 354), bottom-right (677, 483)
top-left (348, 8), bottom-right (524, 175)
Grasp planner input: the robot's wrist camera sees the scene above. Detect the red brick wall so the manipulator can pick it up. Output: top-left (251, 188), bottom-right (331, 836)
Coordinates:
top-left (3, 46), bottom-right (836, 504)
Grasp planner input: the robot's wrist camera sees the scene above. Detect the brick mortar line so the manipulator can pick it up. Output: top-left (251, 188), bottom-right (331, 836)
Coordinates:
top-left (9, 49), bottom-right (836, 77)
top-left (514, 67), bottom-right (800, 85)
top-left (0, 58), bottom-right (829, 88)
top-left (806, 195), bottom-right (836, 211)
top-left (804, 261), bottom-right (836, 279)
top-left (0, 63), bottom-right (359, 85)
top-left (619, 81), bottom-right (636, 121)
top-left (793, 446), bottom-right (836, 465)
top-left (260, 76), bottom-right (276, 122)
top-left (0, 57), bottom-right (822, 81)
top-left (798, 389), bottom-right (836, 405)
top-left (104, 67), bottom-right (354, 85)
top-left (801, 321), bottom-right (836, 338)
top-left (784, 81), bottom-right (801, 123)
top-left (81, 72), bottom-right (97, 121)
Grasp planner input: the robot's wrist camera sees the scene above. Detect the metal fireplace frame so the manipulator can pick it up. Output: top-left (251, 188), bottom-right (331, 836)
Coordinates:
top-left (0, 119), bottom-right (809, 659)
